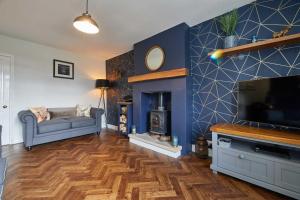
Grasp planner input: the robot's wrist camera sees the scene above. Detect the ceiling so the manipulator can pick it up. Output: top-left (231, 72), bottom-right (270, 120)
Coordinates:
top-left (0, 0), bottom-right (254, 60)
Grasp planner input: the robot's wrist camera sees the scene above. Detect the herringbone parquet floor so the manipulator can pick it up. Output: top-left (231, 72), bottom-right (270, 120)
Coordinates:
top-left (2, 130), bottom-right (290, 200)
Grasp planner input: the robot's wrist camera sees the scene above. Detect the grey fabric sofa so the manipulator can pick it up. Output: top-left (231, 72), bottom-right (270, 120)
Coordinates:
top-left (18, 107), bottom-right (104, 150)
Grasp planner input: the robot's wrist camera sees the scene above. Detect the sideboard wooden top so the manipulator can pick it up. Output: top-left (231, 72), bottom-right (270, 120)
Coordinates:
top-left (210, 123), bottom-right (300, 147)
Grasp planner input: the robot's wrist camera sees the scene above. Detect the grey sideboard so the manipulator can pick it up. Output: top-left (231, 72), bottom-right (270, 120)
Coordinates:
top-left (210, 124), bottom-right (300, 200)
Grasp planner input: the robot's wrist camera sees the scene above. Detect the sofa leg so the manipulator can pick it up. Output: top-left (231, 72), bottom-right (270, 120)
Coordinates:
top-left (27, 146), bottom-right (32, 151)
top-left (97, 132), bottom-right (100, 136)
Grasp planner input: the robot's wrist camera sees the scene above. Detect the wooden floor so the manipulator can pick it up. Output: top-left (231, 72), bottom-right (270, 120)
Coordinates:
top-left (2, 130), bottom-right (291, 200)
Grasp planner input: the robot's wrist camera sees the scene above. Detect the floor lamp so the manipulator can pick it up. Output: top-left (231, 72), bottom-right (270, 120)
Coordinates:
top-left (95, 79), bottom-right (109, 127)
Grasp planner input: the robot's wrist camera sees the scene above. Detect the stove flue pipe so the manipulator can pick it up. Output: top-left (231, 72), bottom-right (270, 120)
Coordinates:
top-left (158, 92), bottom-right (164, 111)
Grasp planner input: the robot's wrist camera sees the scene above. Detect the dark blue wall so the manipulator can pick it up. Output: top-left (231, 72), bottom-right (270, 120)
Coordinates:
top-left (132, 23), bottom-right (192, 155)
top-left (190, 0), bottom-right (300, 141)
top-left (134, 23), bottom-right (190, 75)
top-left (106, 0), bottom-right (300, 146)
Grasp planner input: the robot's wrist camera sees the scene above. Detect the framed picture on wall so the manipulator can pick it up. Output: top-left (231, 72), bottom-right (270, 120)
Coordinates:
top-left (53, 59), bottom-right (74, 79)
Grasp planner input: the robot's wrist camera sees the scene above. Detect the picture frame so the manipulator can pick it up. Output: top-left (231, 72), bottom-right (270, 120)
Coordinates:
top-left (53, 59), bottom-right (74, 79)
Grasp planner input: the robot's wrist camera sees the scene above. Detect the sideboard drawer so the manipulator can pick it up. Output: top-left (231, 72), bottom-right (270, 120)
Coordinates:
top-left (275, 162), bottom-right (300, 193)
top-left (217, 147), bottom-right (274, 184)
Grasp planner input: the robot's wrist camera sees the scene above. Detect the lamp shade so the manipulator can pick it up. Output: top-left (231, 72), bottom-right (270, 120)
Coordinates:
top-left (95, 79), bottom-right (109, 88)
top-left (73, 13), bottom-right (99, 34)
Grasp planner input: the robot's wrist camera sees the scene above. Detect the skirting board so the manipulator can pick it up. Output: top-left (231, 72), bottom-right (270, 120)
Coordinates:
top-left (129, 137), bottom-right (181, 158)
top-left (107, 124), bottom-right (118, 131)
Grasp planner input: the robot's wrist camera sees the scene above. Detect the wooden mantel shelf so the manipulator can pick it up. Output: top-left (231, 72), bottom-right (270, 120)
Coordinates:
top-left (210, 123), bottom-right (300, 147)
top-left (128, 68), bottom-right (188, 83)
top-left (208, 33), bottom-right (300, 57)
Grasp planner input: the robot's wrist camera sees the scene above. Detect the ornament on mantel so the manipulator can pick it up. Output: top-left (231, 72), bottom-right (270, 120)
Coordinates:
top-left (252, 35), bottom-right (257, 43)
top-left (273, 25), bottom-right (292, 38)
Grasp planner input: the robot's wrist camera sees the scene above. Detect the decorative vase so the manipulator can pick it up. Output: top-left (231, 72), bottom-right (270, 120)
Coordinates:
top-left (131, 125), bottom-right (136, 134)
top-left (195, 136), bottom-right (208, 159)
top-left (172, 136), bottom-right (178, 147)
top-left (252, 35), bottom-right (257, 43)
top-left (224, 35), bottom-right (238, 48)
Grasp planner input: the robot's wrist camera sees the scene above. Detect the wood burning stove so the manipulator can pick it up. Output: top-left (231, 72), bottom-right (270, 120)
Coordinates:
top-left (150, 92), bottom-right (170, 135)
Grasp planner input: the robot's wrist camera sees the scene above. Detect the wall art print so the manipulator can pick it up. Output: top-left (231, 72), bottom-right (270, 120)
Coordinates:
top-left (53, 59), bottom-right (74, 79)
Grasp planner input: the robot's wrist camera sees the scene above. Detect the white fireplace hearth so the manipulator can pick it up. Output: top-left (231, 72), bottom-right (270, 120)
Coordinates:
top-left (128, 133), bottom-right (182, 158)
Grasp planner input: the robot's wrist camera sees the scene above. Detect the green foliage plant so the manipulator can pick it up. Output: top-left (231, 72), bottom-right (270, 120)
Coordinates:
top-left (219, 10), bottom-right (238, 36)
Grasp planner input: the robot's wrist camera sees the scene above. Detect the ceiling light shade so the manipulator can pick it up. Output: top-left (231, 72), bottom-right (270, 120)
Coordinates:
top-left (73, 0), bottom-right (99, 34)
top-left (73, 13), bottom-right (99, 34)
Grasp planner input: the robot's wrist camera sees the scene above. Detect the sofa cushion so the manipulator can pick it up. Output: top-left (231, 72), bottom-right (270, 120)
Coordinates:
top-left (66, 116), bottom-right (96, 128)
top-left (76, 105), bottom-right (91, 117)
top-left (38, 119), bottom-right (71, 134)
top-left (30, 107), bottom-right (50, 123)
top-left (49, 110), bottom-right (76, 120)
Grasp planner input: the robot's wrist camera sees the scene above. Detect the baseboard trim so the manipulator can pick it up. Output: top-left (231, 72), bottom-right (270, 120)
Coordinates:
top-left (107, 124), bottom-right (118, 131)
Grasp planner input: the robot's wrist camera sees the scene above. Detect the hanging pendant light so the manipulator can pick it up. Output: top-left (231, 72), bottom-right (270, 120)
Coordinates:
top-left (73, 0), bottom-right (99, 34)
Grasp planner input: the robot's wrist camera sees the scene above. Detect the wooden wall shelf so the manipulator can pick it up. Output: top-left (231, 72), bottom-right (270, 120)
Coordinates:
top-left (128, 68), bottom-right (188, 83)
top-left (210, 123), bottom-right (300, 147)
top-left (208, 33), bottom-right (300, 57)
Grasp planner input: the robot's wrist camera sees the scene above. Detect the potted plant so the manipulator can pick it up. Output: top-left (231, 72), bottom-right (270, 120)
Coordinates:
top-left (219, 9), bottom-right (238, 48)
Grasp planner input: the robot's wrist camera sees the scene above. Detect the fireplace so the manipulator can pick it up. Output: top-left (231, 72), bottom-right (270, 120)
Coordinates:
top-left (127, 23), bottom-right (191, 156)
top-left (150, 111), bottom-right (168, 134)
top-left (131, 78), bottom-right (191, 155)
top-left (150, 92), bottom-right (170, 135)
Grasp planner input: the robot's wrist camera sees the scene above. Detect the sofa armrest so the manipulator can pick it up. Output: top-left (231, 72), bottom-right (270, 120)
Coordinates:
top-left (18, 110), bottom-right (38, 147)
top-left (90, 108), bottom-right (104, 130)
top-left (18, 110), bottom-right (37, 123)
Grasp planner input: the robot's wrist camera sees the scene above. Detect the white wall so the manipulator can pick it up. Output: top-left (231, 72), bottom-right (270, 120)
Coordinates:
top-left (0, 34), bottom-right (106, 144)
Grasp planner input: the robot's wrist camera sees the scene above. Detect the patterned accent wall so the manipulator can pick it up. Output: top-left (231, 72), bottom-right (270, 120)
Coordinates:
top-left (190, 0), bottom-right (300, 140)
top-left (106, 51), bottom-right (134, 126)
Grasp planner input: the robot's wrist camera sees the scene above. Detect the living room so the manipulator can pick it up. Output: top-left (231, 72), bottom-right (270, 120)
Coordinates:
top-left (0, 0), bottom-right (300, 199)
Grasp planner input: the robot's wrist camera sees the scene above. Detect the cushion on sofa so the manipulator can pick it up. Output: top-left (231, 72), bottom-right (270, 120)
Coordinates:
top-left (76, 105), bottom-right (91, 117)
top-left (49, 110), bottom-right (76, 120)
top-left (38, 119), bottom-right (71, 134)
top-left (66, 117), bottom-right (96, 128)
top-left (30, 107), bottom-right (50, 123)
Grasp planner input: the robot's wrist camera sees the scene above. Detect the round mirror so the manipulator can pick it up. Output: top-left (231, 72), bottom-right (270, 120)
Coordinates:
top-left (145, 46), bottom-right (165, 71)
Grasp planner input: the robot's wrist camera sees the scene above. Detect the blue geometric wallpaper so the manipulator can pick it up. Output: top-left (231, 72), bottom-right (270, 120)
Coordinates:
top-left (190, 0), bottom-right (300, 140)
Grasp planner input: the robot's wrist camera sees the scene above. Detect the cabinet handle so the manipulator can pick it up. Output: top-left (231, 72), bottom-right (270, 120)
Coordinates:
top-left (239, 154), bottom-right (245, 159)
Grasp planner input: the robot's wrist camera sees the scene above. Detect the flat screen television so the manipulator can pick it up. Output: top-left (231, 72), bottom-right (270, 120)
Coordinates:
top-left (238, 75), bottom-right (300, 128)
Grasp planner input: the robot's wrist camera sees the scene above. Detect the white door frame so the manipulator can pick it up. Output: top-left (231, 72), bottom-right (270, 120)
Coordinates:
top-left (0, 53), bottom-right (14, 145)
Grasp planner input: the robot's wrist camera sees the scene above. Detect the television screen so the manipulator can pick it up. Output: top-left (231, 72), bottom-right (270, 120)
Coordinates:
top-left (238, 75), bottom-right (300, 128)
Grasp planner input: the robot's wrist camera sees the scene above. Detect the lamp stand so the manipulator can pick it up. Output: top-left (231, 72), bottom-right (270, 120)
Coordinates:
top-left (98, 88), bottom-right (107, 128)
